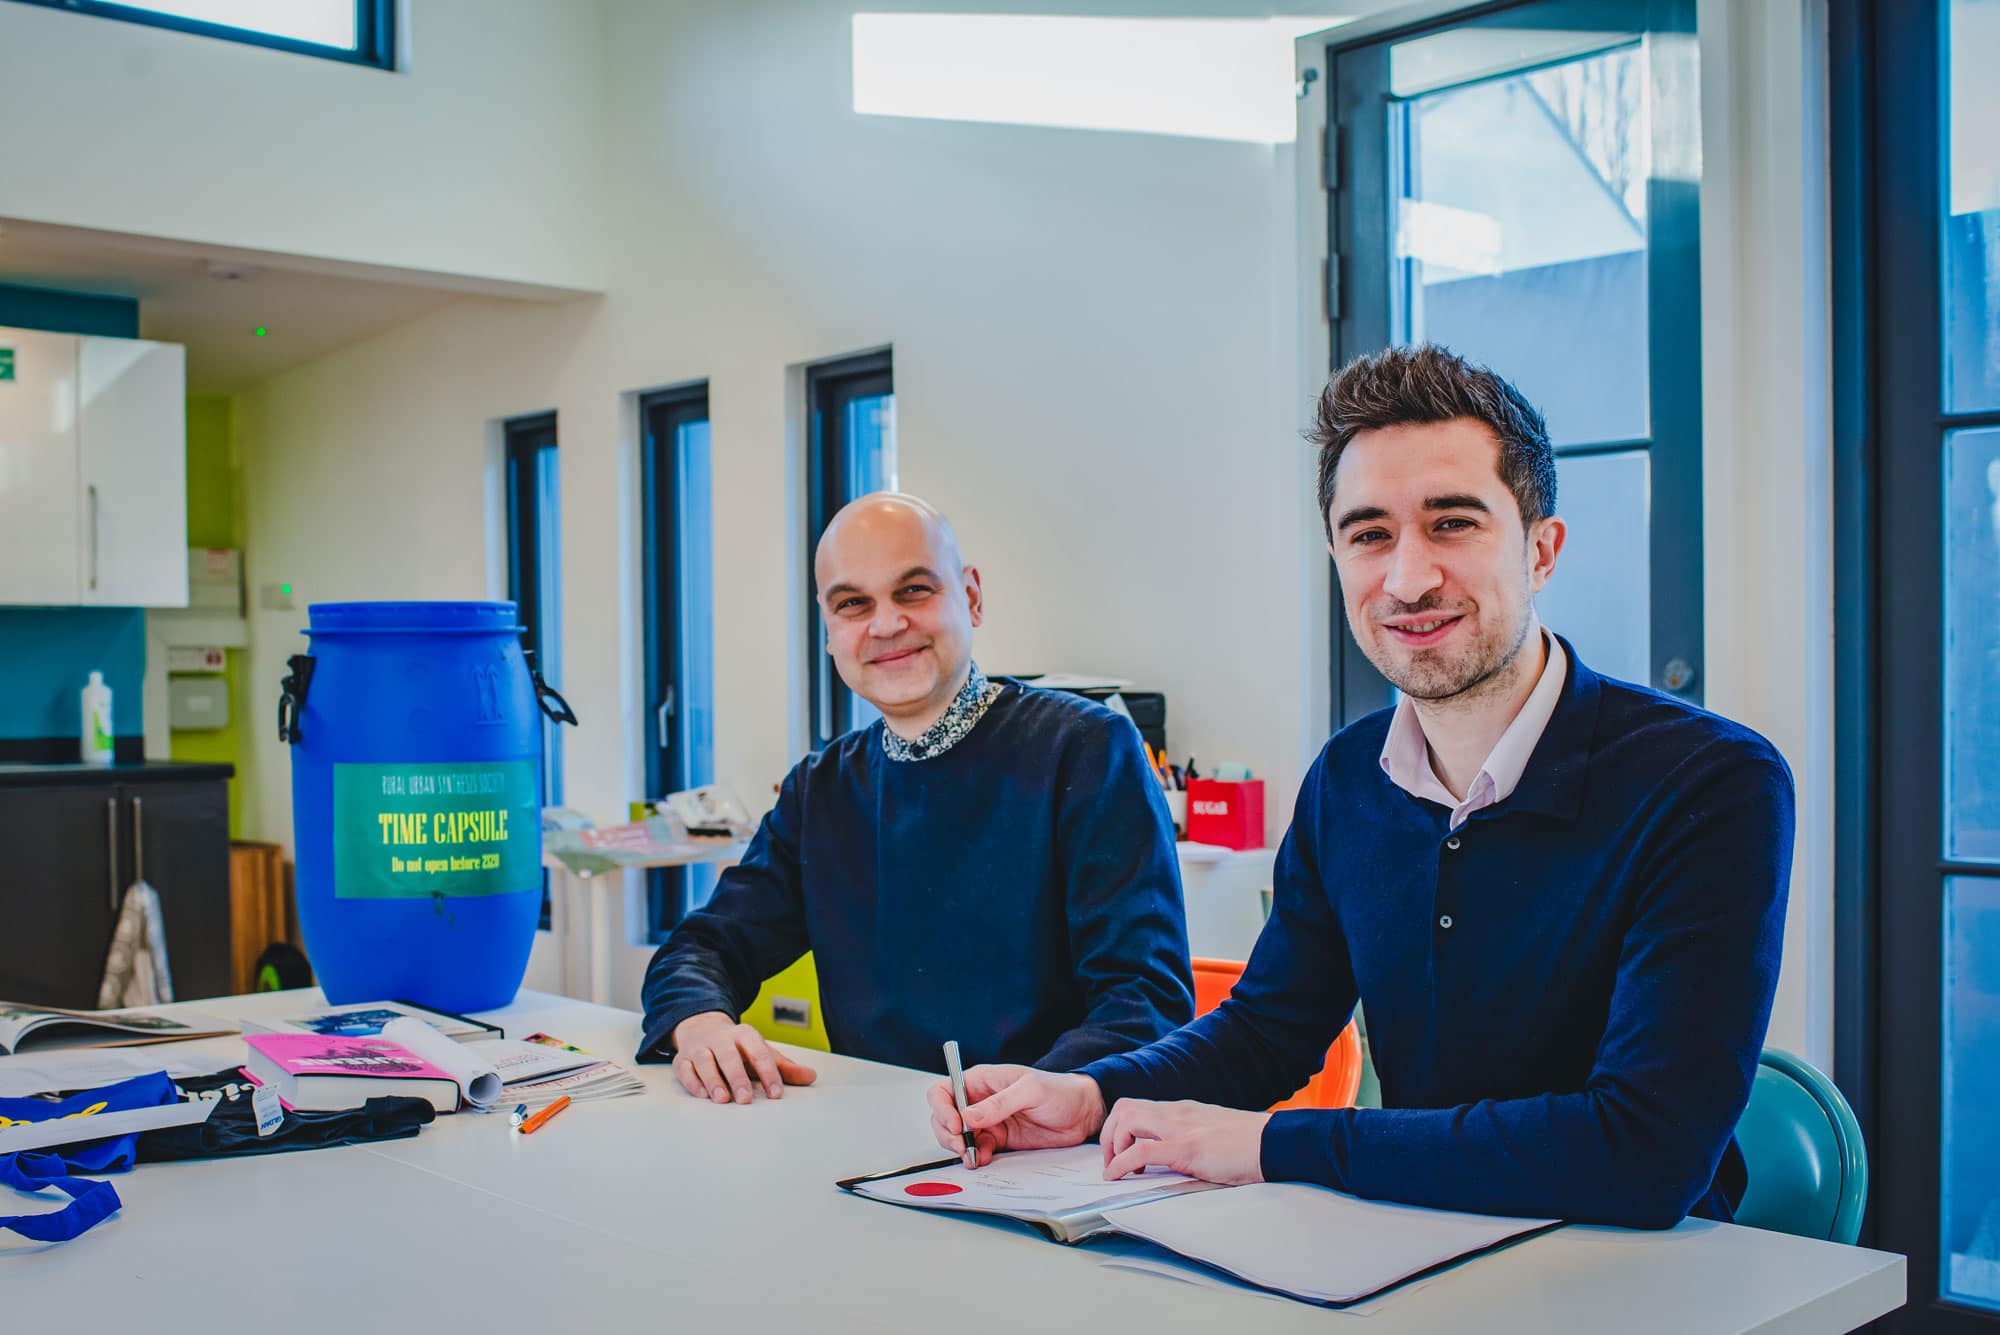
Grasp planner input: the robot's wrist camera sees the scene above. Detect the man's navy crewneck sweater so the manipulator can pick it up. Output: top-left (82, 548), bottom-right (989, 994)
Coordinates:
top-left (640, 682), bottom-right (1194, 1073)
top-left (1081, 641), bottom-right (1792, 1229)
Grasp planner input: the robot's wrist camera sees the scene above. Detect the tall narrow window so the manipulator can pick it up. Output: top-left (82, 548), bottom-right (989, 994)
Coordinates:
top-left (641, 385), bottom-right (718, 938)
top-left (504, 412), bottom-right (561, 925)
top-left (804, 351), bottom-right (897, 746)
top-left (1321, 0), bottom-right (1701, 722)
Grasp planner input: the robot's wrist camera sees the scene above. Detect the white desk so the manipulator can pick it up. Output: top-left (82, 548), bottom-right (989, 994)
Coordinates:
top-left (2, 990), bottom-right (1905, 1333)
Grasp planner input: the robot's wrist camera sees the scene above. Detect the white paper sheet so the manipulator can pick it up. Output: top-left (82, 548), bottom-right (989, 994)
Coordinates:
top-left (1096, 1235), bottom-right (1438, 1316)
top-left (851, 1144), bottom-right (1203, 1216)
top-left (1102, 1182), bottom-right (1557, 1306)
top-left (0, 1049), bottom-right (232, 1099)
top-left (466, 1038), bottom-right (600, 1086)
top-left (0, 1098), bottom-right (214, 1154)
top-left (380, 1017), bottom-right (502, 1107)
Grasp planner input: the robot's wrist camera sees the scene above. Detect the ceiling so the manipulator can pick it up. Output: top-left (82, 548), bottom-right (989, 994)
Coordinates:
top-left (0, 219), bottom-right (555, 394)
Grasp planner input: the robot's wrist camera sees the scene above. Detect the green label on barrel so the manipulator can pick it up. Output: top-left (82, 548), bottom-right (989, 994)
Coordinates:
top-left (332, 760), bottom-right (538, 899)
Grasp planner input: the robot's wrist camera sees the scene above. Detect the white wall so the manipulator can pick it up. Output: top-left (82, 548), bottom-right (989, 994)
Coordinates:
top-left (234, 0), bottom-right (1312, 1005)
top-left (0, 0), bottom-right (610, 291)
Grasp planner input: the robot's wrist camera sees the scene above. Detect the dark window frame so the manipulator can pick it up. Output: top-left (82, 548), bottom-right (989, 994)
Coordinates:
top-left (504, 411), bottom-right (559, 929)
top-left (640, 383), bottom-right (716, 941)
top-left (804, 349), bottom-right (894, 748)
top-left (1833, 0), bottom-right (2000, 1325)
top-left (1319, 0), bottom-right (1703, 727)
top-left (5, 0), bottom-right (395, 69)
top-left (1828, 0), bottom-right (1881, 1242)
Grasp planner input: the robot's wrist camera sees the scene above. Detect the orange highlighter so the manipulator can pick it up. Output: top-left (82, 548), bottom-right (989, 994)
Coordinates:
top-left (516, 1095), bottom-right (571, 1135)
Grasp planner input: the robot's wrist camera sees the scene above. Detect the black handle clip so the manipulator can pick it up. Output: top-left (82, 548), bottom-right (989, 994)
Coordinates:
top-left (277, 654), bottom-right (316, 745)
top-left (523, 649), bottom-right (577, 727)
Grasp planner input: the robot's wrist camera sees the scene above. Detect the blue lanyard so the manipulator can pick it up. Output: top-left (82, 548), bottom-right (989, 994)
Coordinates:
top-left (0, 1152), bottom-right (124, 1242)
top-left (0, 1070), bottom-right (176, 1242)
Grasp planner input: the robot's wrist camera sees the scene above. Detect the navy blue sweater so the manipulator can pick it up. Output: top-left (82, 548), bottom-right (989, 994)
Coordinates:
top-left (638, 683), bottom-right (1194, 1073)
top-left (1080, 643), bottom-right (1792, 1229)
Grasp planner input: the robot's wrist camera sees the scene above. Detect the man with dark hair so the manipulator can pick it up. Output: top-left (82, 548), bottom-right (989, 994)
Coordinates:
top-left (929, 345), bottom-right (1793, 1229)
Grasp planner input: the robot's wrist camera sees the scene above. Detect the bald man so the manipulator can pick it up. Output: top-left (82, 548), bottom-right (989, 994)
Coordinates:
top-left (636, 493), bottom-right (1194, 1105)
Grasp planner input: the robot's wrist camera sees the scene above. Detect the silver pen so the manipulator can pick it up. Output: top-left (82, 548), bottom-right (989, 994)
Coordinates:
top-left (942, 1040), bottom-right (977, 1169)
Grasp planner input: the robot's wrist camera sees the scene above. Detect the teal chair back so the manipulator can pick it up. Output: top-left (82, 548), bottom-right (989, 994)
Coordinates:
top-left (1733, 1048), bottom-right (1869, 1245)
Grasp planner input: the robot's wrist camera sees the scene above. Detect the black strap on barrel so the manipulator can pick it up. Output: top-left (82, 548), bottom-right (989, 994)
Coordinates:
top-left (277, 654), bottom-right (316, 745)
top-left (524, 650), bottom-right (577, 727)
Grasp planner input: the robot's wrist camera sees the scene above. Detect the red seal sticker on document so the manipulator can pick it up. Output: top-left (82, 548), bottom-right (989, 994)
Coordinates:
top-left (905, 1182), bottom-right (963, 1197)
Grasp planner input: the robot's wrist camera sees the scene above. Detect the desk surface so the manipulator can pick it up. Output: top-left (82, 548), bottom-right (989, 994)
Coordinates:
top-left (1, 990), bottom-right (1905, 1333)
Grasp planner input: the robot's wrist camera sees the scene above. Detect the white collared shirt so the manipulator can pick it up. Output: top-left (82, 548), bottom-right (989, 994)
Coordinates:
top-left (1378, 629), bottom-right (1569, 830)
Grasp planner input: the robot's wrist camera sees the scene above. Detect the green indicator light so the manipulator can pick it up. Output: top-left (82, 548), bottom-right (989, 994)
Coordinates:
top-left (280, 583), bottom-right (292, 596)
top-left (253, 326), bottom-right (268, 337)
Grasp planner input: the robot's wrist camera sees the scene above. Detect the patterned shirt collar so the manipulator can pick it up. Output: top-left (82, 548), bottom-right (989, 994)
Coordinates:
top-left (880, 662), bottom-right (1004, 762)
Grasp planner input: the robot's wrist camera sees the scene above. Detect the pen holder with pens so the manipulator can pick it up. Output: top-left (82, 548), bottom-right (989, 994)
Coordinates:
top-left (1163, 788), bottom-right (1188, 837)
top-left (1185, 779), bottom-right (1265, 850)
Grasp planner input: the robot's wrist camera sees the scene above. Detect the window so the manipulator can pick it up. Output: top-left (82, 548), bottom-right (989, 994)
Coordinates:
top-left (1319, 0), bottom-right (1702, 723)
top-left (504, 412), bottom-right (561, 926)
top-left (1838, 0), bottom-right (2000, 1319)
top-left (641, 385), bottom-right (718, 939)
top-left (851, 14), bottom-right (1346, 143)
top-left (804, 351), bottom-right (897, 747)
top-left (6, 0), bottom-right (394, 67)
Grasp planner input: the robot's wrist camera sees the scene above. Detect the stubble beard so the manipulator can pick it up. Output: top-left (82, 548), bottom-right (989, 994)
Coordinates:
top-left (1368, 591), bottom-right (1535, 708)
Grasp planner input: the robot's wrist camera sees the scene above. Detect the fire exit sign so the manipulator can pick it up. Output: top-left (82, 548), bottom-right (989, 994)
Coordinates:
top-left (0, 347), bottom-right (14, 382)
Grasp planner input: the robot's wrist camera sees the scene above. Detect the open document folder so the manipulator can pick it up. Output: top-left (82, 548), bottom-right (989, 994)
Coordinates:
top-left (840, 1145), bottom-right (1561, 1308)
top-left (841, 1144), bottom-right (1217, 1241)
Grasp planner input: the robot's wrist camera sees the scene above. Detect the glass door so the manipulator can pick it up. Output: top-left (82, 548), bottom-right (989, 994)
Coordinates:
top-left (1323, 0), bottom-right (1700, 722)
top-left (1863, 0), bottom-right (2000, 1325)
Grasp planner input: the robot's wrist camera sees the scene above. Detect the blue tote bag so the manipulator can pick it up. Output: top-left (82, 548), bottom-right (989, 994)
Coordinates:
top-left (0, 1071), bottom-right (177, 1242)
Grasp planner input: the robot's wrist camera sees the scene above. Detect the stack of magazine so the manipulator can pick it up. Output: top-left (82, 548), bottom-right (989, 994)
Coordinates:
top-left (253, 1001), bottom-right (642, 1112)
top-left (483, 1032), bottom-right (645, 1111)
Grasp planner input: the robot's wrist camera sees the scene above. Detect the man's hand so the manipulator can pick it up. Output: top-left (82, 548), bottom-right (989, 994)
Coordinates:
top-left (670, 1011), bottom-right (818, 1104)
top-left (926, 1065), bottom-right (1108, 1167)
top-left (1100, 1098), bottom-right (1270, 1185)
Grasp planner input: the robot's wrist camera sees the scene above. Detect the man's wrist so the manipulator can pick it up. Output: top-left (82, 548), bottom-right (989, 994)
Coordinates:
top-left (667, 1008), bottom-right (736, 1056)
top-left (1072, 1053), bottom-right (1148, 1115)
top-left (1078, 1075), bottom-right (1110, 1136)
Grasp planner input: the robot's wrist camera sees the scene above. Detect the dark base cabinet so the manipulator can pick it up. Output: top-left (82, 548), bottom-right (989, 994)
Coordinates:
top-left (0, 764), bottom-right (233, 1007)
top-left (0, 785), bottom-right (119, 1008)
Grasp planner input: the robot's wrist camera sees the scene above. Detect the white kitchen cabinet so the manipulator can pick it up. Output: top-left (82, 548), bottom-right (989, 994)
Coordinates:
top-left (0, 329), bottom-right (83, 604)
top-left (0, 327), bottom-right (187, 608)
top-left (79, 337), bottom-right (188, 607)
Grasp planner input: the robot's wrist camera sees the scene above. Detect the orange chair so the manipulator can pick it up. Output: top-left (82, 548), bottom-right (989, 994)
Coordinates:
top-left (1190, 956), bottom-right (1363, 1111)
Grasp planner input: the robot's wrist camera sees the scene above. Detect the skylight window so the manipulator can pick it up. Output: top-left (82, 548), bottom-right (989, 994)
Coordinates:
top-left (852, 14), bottom-right (1348, 144)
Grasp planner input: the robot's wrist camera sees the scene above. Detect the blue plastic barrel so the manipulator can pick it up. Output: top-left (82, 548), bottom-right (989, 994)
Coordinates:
top-left (278, 602), bottom-right (574, 1013)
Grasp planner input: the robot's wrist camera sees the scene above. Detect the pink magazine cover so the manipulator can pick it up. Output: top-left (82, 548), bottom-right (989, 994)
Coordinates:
top-left (243, 1034), bottom-right (455, 1081)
